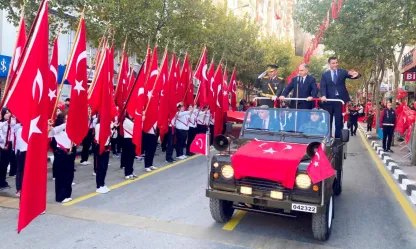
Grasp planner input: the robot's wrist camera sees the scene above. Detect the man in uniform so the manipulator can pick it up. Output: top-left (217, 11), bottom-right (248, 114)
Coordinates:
top-left (254, 64), bottom-right (285, 107)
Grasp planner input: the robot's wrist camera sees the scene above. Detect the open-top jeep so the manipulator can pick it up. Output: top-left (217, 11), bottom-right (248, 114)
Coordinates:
top-left (206, 105), bottom-right (349, 241)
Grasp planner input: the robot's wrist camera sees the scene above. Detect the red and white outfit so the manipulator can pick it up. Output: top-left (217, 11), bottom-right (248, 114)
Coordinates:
top-left (174, 110), bottom-right (190, 159)
top-left (121, 118), bottom-right (136, 179)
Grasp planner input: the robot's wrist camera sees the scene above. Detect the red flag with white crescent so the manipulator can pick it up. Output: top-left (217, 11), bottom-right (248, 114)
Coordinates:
top-left (48, 38), bottom-right (58, 118)
top-left (4, 0), bottom-right (49, 232)
top-left (307, 143), bottom-right (335, 184)
top-left (222, 68), bottom-right (229, 112)
top-left (213, 64), bottom-right (223, 137)
top-left (66, 16), bottom-right (88, 145)
top-left (229, 68), bottom-right (237, 111)
top-left (206, 59), bottom-right (215, 110)
top-left (8, 14), bottom-right (27, 89)
top-left (176, 53), bottom-right (189, 105)
top-left (194, 47), bottom-right (208, 106)
top-left (231, 140), bottom-right (307, 189)
top-left (142, 46), bottom-right (160, 134)
top-left (190, 133), bottom-right (208, 156)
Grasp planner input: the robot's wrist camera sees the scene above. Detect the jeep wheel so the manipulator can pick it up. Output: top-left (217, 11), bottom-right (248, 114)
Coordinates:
top-left (333, 170), bottom-right (342, 196)
top-left (312, 195), bottom-right (334, 241)
top-left (209, 198), bottom-right (234, 223)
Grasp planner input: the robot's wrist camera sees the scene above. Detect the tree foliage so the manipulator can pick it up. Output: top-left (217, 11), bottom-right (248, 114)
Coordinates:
top-left (0, 0), bottom-right (304, 88)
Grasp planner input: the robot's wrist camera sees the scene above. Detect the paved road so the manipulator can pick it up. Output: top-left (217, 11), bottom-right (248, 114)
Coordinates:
top-left (0, 131), bottom-right (415, 249)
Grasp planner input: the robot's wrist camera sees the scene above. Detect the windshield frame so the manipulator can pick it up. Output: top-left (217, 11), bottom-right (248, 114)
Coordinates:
top-left (242, 107), bottom-right (331, 138)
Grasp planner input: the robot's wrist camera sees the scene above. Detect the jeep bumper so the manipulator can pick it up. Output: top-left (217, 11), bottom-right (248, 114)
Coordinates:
top-left (206, 189), bottom-right (325, 214)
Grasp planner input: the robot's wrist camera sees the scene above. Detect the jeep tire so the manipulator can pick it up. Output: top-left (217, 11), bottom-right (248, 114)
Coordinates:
top-left (333, 170), bottom-right (342, 196)
top-left (209, 198), bottom-right (234, 223)
top-left (312, 195), bottom-right (334, 241)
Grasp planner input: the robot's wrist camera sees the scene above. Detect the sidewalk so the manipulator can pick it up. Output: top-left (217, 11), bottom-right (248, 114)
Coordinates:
top-left (359, 122), bottom-right (416, 181)
top-left (358, 122), bottom-right (416, 205)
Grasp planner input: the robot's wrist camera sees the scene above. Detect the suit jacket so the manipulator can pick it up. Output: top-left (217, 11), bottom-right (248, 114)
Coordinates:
top-left (320, 69), bottom-right (361, 103)
top-left (249, 115), bottom-right (279, 131)
top-left (282, 75), bottom-right (318, 109)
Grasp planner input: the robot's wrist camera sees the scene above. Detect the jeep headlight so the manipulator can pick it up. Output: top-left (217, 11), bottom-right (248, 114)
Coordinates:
top-left (221, 165), bottom-right (234, 179)
top-left (295, 174), bottom-right (312, 189)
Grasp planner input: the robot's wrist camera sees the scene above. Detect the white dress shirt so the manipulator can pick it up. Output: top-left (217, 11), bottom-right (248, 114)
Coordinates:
top-left (189, 110), bottom-right (197, 128)
top-left (95, 123), bottom-right (111, 146)
top-left (175, 111), bottom-right (190, 130)
top-left (123, 118), bottom-right (134, 138)
top-left (14, 124), bottom-right (27, 152)
top-left (49, 123), bottom-right (72, 149)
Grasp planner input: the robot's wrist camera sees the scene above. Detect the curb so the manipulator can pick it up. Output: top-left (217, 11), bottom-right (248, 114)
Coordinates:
top-left (358, 124), bottom-right (416, 205)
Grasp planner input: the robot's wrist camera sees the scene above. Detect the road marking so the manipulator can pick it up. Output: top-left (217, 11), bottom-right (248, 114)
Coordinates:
top-left (64, 150), bottom-right (214, 206)
top-left (222, 210), bottom-right (247, 231)
top-left (359, 130), bottom-right (416, 228)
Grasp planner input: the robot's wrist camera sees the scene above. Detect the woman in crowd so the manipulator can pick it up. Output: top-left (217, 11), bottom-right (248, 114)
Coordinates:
top-left (0, 108), bottom-right (16, 190)
top-left (121, 113), bottom-right (137, 179)
top-left (174, 102), bottom-right (191, 160)
top-left (48, 111), bottom-right (76, 203)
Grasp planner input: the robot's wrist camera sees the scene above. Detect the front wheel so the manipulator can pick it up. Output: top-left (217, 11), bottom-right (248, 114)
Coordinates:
top-left (312, 195), bottom-right (334, 241)
top-left (209, 198), bottom-right (235, 223)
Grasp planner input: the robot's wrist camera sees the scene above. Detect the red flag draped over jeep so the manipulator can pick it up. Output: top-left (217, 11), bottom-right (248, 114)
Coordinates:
top-left (231, 140), bottom-right (307, 189)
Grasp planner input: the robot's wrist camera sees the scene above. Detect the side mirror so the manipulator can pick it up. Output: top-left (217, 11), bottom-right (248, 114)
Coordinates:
top-left (341, 129), bottom-right (350, 143)
top-left (226, 122), bottom-right (233, 133)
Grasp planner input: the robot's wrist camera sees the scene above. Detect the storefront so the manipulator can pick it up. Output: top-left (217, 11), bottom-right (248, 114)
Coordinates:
top-left (401, 48), bottom-right (416, 103)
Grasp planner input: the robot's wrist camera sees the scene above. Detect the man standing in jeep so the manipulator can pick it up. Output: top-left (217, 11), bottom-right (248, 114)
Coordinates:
top-left (254, 64), bottom-right (285, 107)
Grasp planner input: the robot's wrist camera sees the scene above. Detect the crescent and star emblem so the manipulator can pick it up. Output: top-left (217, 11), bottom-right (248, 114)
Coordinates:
top-left (202, 64), bottom-right (208, 81)
top-left (216, 84), bottom-right (222, 107)
top-left (50, 65), bottom-right (57, 82)
top-left (32, 69), bottom-right (43, 104)
top-left (150, 69), bottom-right (158, 79)
top-left (196, 138), bottom-right (203, 149)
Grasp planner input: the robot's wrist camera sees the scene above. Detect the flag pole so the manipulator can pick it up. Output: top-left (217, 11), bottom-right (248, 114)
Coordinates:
top-left (51, 12), bottom-right (84, 120)
top-left (87, 29), bottom-right (108, 95)
top-left (87, 39), bottom-right (107, 100)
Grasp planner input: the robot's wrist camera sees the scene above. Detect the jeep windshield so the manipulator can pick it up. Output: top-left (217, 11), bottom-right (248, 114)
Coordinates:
top-left (243, 108), bottom-right (330, 137)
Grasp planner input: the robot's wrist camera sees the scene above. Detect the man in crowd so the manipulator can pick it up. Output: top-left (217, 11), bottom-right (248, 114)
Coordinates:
top-left (380, 101), bottom-right (396, 153)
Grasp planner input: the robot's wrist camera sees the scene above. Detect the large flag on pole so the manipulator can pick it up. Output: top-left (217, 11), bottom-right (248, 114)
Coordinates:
top-left (194, 47), bottom-right (208, 106)
top-left (176, 53), bottom-right (188, 105)
top-left (99, 49), bottom-right (111, 154)
top-left (229, 68), bottom-right (237, 111)
top-left (213, 63), bottom-right (223, 137)
top-left (4, 0), bottom-right (49, 233)
top-left (206, 59), bottom-right (215, 111)
top-left (222, 68), bottom-right (229, 112)
top-left (65, 15), bottom-right (88, 145)
top-left (158, 53), bottom-right (176, 139)
top-left (48, 38), bottom-right (58, 118)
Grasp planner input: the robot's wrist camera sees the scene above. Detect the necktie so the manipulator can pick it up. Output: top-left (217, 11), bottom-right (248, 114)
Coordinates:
top-left (333, 70), bottom-right (338, 83)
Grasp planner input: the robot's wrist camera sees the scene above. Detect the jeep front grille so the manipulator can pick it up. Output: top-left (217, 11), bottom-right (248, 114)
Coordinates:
top-left (236, 177), bottom-right (288, 193)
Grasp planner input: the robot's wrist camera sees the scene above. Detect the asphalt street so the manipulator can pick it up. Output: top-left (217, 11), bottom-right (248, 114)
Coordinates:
top-left (0, 132), bottom-right (416, 249)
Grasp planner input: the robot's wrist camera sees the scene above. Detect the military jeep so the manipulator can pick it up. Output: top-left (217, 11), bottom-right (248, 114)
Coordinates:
top-left (206, 107), bottom-right (349, 241)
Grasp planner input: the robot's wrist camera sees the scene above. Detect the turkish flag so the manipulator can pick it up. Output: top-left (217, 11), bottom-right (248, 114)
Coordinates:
top-left (88, 46), bottom-right (106, 113)
top-left (4, 0), bottom-right (49, 233)
top-left (115, 50), bottom-right (128, 109)
top-left (338, 0), bottom-right (343, 13)
top-left (190, 133), bottom-right (208, 156)
top-left (154, 48), bottom-right (170, 138)
top-left (206, 59), bottom-right (216, 111)
top-left (48, 38), bottom-right (58, 119)
top-left (126, 46), bottom-right (151, 117)
top-left (332, 0), bottom-right (338, 19)
top-left (213, 64), bottom-right (223, 137)
top-left (184, 63), bottom-right (194, 108)
top-left (229, 68), bottom-right (237, 111)
top-left (194, 47), bottom-right (208, 106)
top-left (231, 140), bottom-right (307, 189)
top-left (143, 46), bottom-right (159, 106)
top-left (98, 49), bottom-right (111, 154)
top-left (143, 46), bottom-right (162, 134)
top-left (222, 68), bottom-right (229, 112)
top-left (158, 53), bottom-right (176, 140)
top-left (176, 53), bottom-right (189, 105)
top-left (325, 10), bottom-right (330, 30)
top-left (167, 54), bottom-right (179, 125)
top-left (7, 14), bottom-right (27, 91)
top-left (307, 144), bottom-right (335, 184)
top-left (66, 16), bottom-right (88, 145)
top-left (131, 50), bottom-right (150, 155)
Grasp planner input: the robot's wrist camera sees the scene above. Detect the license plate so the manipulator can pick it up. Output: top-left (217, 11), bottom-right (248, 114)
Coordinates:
top-left (291, 203), bottom-right (317, 213)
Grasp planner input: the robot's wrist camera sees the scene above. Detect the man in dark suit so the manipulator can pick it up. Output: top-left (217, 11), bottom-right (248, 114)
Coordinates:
top-left (249, 105), bottom-right (279, 131)
top-left (279, 64), bottom-right (318, 109)
top-left (320, 56), bottom-right (360, 138)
